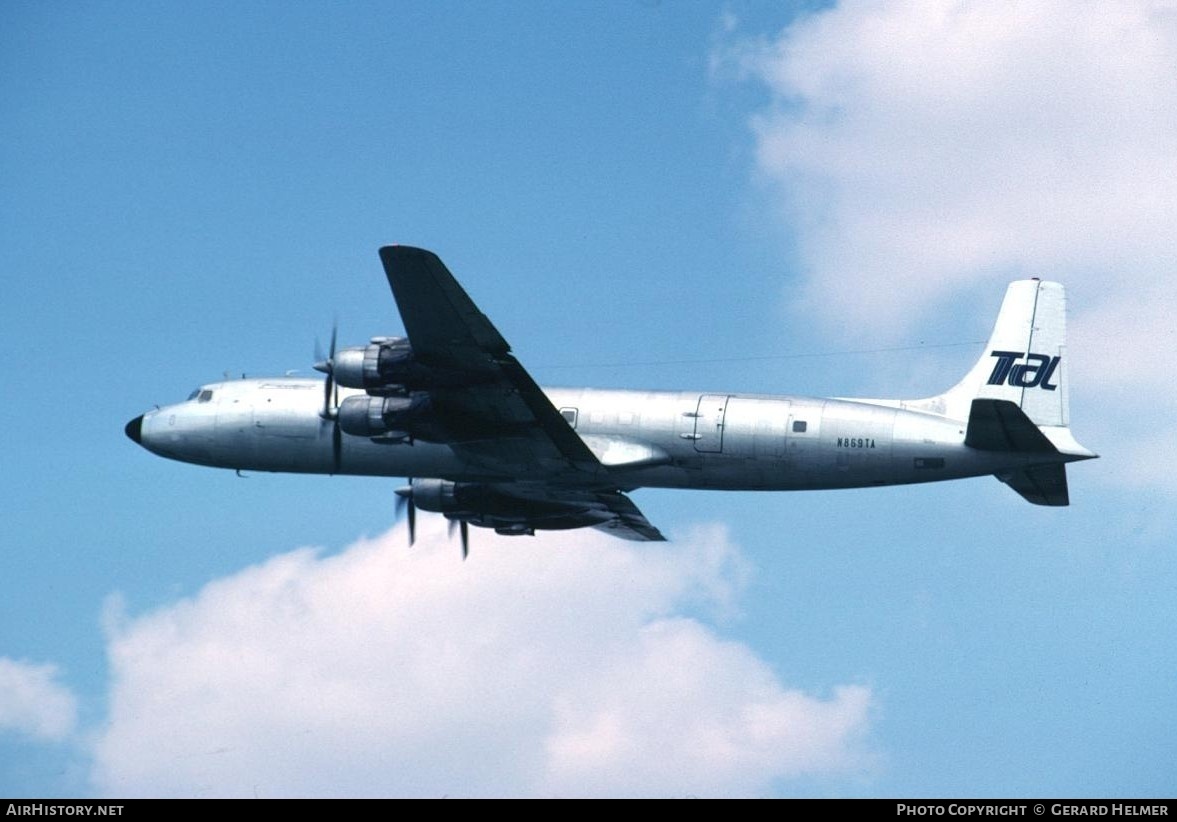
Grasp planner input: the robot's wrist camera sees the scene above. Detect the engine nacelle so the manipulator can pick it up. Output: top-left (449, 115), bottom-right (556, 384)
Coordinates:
top-left (337, 391), bottom-right (432, 437)
top-left (404, 480), bottom-right (613, 535)
top-left (332, 337), bottom-right (418, 390)
top-left (410, 478), bottom-right (461, 513)
top-left (409, 479), bottom-right (506, 515)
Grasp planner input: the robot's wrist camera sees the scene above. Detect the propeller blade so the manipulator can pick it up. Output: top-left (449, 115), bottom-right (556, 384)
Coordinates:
top-left (332, 421), bottom-right (342, 473)
top-left (395, 483), bottom-right (416, 547)
top-left (317, 321), bottom-right (339, 419)
top-left (448, 518), bottom-right (470, 559)
top-left (315, 322), bottom-right (343, 472)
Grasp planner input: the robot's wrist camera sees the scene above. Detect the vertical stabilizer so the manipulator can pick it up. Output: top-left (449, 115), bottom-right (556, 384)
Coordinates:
top-left (937, 280), bottom-right (1068, 427)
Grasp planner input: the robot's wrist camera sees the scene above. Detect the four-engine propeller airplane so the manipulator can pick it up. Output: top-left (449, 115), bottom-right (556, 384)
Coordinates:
top-left (126, 245), bottom-right (1096, 556)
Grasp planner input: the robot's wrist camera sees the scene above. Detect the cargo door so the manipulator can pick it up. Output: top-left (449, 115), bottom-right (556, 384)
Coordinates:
top-left (693, 394), bottom-right (729, 453)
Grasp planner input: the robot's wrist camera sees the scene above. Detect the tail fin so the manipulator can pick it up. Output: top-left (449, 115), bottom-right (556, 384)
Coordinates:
top-left (907, 278), bottom-right (1096, 460)
top-left (939, 279), bottom-right (1069, 427)
top-left (927, 280), bottom-right (1097, 505)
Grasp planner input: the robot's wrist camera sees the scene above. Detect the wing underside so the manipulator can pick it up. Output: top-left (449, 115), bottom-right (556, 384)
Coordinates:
top-left (589, 490), bottom-right (667, 541)
top-left (377, 245), bottom-right (665, 541)
top-left (479, 483), bottom-right (667, 541)
top-left (380, 245), bottom-right (602, 478)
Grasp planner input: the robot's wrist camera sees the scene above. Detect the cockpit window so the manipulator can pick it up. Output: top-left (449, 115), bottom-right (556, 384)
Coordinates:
top-left (187, 389), bottom-right (201, 400)
top-left (197, 389), bottom-right (214, 403)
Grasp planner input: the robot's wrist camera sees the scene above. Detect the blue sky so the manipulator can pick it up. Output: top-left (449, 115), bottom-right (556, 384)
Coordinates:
top-left (2, 0), bottom-right (1175, 797)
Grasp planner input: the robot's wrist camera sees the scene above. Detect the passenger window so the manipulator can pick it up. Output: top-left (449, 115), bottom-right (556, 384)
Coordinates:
top-left (198, 390), bottom-right (214, 403)
top-left (793, 420), bottom-right (807, 433)
top-left (560, 408), bottom-right (578, 428)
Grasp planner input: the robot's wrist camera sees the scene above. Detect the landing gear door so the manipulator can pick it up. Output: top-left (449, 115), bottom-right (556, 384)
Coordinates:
top-left (693, 394), bottom-right (729, 453)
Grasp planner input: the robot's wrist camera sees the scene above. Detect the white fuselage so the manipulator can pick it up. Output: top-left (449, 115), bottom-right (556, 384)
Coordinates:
top-left (133, 377), bottom-right (1063, 492)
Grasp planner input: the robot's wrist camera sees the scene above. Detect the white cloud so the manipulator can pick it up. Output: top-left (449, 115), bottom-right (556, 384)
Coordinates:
top-left (721, 0), bottom-right (1177, 494)
top-left (0, 658), bottom-right (78, 743)
top-left (89, 521), bottom-right (873, 797)
top-left (542, 620), bottom-right (872, 796)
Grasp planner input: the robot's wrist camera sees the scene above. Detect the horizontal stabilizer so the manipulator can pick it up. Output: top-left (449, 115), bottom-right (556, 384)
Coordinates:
top-left (1000, 463), bottom-right (1070, 506)
top-left (965, 399), bottom-right (1057, 453)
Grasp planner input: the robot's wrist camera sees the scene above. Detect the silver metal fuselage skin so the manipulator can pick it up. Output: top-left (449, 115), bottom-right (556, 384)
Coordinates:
top-left (135, 377), bottom-right (1052, 492)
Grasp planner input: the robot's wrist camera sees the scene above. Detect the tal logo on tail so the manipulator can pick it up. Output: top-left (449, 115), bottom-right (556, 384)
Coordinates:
top-left (987, 350), bottom-right (1061, 390)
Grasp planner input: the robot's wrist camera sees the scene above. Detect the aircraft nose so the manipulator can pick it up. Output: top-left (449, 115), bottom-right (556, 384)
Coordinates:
top-left (125, 415), bottom-right (143, 445)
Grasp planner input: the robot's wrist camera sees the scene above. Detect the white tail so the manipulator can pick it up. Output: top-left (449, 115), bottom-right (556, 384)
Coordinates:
top-left (936, 280), bottom-right (1068, 427)
top-left (902, 278), bottom-right (1094, 464)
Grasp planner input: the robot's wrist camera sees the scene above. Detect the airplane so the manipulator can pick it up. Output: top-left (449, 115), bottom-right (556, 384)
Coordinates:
top-left (125, 245), bottom-right (1097, 555)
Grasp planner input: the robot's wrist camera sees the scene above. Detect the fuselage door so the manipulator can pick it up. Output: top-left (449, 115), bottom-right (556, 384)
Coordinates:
top-left (693, 394), bottom-right (729, 453)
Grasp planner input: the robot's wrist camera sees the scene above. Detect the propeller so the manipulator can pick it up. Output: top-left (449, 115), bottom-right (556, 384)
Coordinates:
top-left (314, 323), bottom-right (339, 415)
top-left (448, 518), bottom-right (470, 560)
top-left (395, 479), bottom-right (469, 558)
top-left (314, 323), bottom-right (342, 473)
top-left (394, 482), bottom-right (416, 546)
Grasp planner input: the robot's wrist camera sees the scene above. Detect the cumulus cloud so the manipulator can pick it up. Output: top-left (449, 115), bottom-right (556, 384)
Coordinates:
top-left (89, 521), bottom-right (873, 797)
top-left (720, 0), bottom-right (1177, 494)
top-left (0, 658), bottom-right (78, 742)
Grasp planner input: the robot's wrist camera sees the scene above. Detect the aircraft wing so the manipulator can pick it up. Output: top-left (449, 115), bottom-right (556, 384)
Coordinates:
top-left (378, 246), bottom-right (665, 541)
top-left (379, 245), bottom-right (605, 479)
top-left (590, 489), bottom-right (667, 541)
top-left (478, 482), bottom-right (667, 542)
